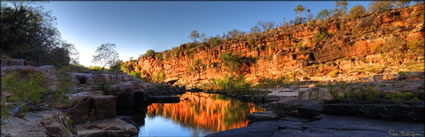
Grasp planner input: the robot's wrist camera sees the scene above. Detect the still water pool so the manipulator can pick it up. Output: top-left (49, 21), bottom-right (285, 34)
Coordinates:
top-left (138, 92), bottom-right (265, 137)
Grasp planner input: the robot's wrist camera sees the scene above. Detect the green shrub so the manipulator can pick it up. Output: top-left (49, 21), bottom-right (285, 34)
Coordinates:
top-left (293, 42), bottom-right (303, 49)
top-left (211, 75), bottom-right (266, 96)
top-left (190, 59), bottom-right (202, 73)
top-left (220, 53), bottom-right (241, 73)
top-left (156, 53), bottom-right (163, 62)
top-left (408, 39), bottom-right (424, 55)
top-left (384, 91), bottom-right (416, 103)
top-left (129, 71), bottom-right (142, 79)
top-left (144, 49), bottom-right (156, 57)
top-left (368, 1), bottom-right (393, 13)
top-left (1, 71), bottom-right (71, 117)
top-left (327, 70), bottom-right (338, 78)
top-left (313, 31), bottom-right (327, 44)
top-left (315, 83), bottom-right (325, 87)
top-left (189, 51), bottom-right (195, 59)
top-left (257, 76), bottom-right (294, 88)
top-left (349, 4), bottom-right (366, 19)
top-left (2, 72), bottom-right (47, 104)
top-left (153, 72), bottom-right (165, 82)
top-left (172, 47), bottom-right (180, 57)
top-left (247, 39), bottom-right (255, 46)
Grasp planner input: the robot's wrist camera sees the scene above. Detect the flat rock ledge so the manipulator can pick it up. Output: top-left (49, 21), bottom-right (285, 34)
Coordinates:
top-left (75, 118), bottom-right (138, 137)
top-left (247, 111), bottom-right (278, 123)
top-left (207, 115), bottom-right (424, 137)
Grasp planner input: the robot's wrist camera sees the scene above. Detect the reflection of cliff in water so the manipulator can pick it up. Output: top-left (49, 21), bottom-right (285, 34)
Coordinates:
top-left (147, 92), bottom-right (266, 132)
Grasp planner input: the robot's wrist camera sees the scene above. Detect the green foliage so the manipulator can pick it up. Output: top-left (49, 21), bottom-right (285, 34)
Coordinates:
top-left (294, 4), bottom-right (306, 24)
top-left (293, 42), bottom-right (303, 49)
top-left (315, 83), bottom-right (326, 87)
top-left (54, 69), bottom-right (74, 106)
top-left (189, 30), bottom-right (200, 42)
top-left (92, 43), bottom-right (119, 70)
top-left (1, 70), bottom-right (71, 117)
top-left (349, 4), bottom-right (366, 19)
top-left (368, 1), bottom-right (393, 13)
top-left (317, 9), bottom-right (331, 20)
top-left (220, 53), bottom-right (241, 73)
top-left (129, 71), bottom-right (142, 79)
top-left (407, 39), bottom-right (424, 56)
top-left (153, 72), bottom-right (165, 82)
top-left (327, 82), bottom-right (422, 104)
top-left (212, 39), bottom-right (221, 46)
top-left (109, 60), bottom-right (123, 73)
top-left (247, 39), bottom-right (255, 46)
top-left (189, 51), bottom-right (195, 59)
top-left (89, 66), bottom-right (103, 70)
top-left (385, 91), bottom-right (415, 103)
top-left (307, 20), bottom-right (316, 27)
top-left (97, 78), bottom-right (109, 94)
top-left (172, 47), bottom-right (181, 57)
top-left (1, 4), bottom-right (78, 67)
top-left (2, 72), bottom-right (47, 104)
top-left (144, 49), bottom-right (156, 57)
top-left (210, 75), bottom-right (266, 96)
top-left (156, 53), bottom-right (163, 62)
top-left (313, 31), bottom-right (327, 44)
top-left (190, 59), bottom-right (203, 74)
top-left (327, 70), bottom-right (339, 78)
top-left (393, 0), bottom-right (411, 8)
top-left (256, 76), bottom-right (295, 88)
top-left (382, 36), bottom-right (405, 61)
top-left (186, 43), bottom-right (195, 49)
top-left (334, 0), bottom-right (348, 18)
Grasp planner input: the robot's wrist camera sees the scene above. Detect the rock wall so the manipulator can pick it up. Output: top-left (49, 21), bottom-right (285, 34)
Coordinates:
top-left (1, 60), bottom-right (148, 137)
top-left (125, 4), bottom-right (425, 88)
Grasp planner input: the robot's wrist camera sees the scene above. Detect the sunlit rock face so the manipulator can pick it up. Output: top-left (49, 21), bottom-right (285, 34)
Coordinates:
top-left (124, 4), bottom-right (424, 87)
top-left (146, 92), bottom-right (266, 132)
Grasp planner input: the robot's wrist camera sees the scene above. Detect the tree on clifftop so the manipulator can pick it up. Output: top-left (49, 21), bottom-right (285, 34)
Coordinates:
top-left (189, 30), bottom-right (200, 42)
top-left (349, 4), bottom-right (366, 19)
top-left (317, 9), bottom-right (331, 20)
top-left (368, 1), bottom-right (394, 13)
top-left (144, 49), bottom-right (156, 57)
top-left (334, 0), bottom-right (348, 18)
top-left (92, 43), bottom-right (119, 70)
top-left (294, 4), bottom-right (306, 24)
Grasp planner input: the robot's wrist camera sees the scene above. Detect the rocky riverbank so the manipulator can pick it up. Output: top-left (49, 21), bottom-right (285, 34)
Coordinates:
top-left (1, 59), bottom-right (186, 137)
top-left (206, 71), bottom-right (425, 137)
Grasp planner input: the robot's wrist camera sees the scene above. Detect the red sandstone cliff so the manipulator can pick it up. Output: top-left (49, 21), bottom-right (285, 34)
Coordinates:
top-left (123, 4), bottom-right (425, 88)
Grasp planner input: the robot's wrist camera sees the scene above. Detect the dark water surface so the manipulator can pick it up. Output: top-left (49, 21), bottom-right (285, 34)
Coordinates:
top-left (138, 92), bottom-right (266, 137)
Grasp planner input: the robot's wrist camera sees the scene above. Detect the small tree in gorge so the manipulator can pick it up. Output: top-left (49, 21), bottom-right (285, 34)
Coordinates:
top-left (92, 43), bottom-right (119, 70)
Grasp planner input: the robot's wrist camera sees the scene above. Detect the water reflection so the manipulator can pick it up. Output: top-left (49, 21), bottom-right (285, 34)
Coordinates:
top-left (139, 92), bottom-right (265, 137)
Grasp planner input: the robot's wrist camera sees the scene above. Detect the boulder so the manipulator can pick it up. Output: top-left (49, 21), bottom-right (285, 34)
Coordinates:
top-left (1, 110), bottom-right (76, 137)
top-left (92, 95), bottom-right (116, 120)
top-left (69, 95), bottom-right (93, 124)
top-left (298, 88), bottom-right (333, 101)
top-left (75, 118), bottom-right (138, 137)
top-left (67, 92), bottom-right (118, 124)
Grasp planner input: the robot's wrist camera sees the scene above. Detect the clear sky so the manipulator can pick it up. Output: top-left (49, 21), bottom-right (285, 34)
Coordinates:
top-left (37, 1), bottom-right (371, 67)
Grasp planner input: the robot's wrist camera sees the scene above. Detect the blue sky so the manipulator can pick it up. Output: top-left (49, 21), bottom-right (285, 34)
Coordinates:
top-left (37, 1), bottom-right (371, 67)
